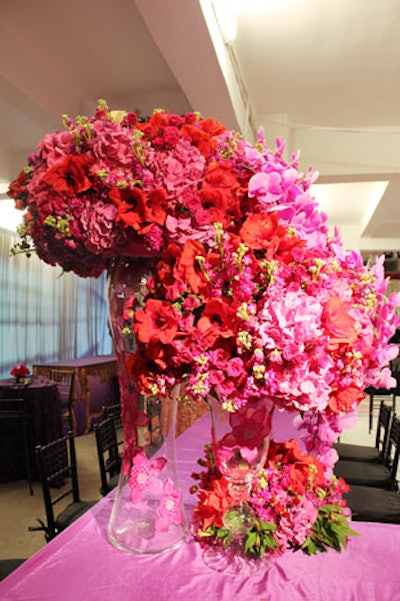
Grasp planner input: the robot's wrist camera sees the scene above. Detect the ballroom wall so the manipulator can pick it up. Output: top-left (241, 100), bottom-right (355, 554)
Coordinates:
top-left (0, 229), bottom-right (112, 379)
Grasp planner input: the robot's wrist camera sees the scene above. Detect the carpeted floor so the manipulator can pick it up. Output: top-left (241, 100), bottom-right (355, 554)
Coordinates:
top-left (0, 431), bottom-right (102, 560)
top-left (0, 395), bottom-right (382, 562)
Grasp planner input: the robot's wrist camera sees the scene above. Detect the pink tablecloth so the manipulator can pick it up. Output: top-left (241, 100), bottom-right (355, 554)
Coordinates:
top-left (1, 412), bottom-right (400, 601)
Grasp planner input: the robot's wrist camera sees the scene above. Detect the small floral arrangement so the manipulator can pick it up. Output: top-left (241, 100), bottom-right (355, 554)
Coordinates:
top-left (10, 363), bottom-right (30, 378)
top-left (191, 440), bottom-right (357, 559)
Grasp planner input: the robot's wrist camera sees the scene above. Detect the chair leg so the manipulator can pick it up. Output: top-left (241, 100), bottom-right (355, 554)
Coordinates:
top-left (369, 394), bottom-right (374, 433)
top-left (21, 420), bottom-right (33, 495)
top-left (70, 404), bottom-right (76, 436)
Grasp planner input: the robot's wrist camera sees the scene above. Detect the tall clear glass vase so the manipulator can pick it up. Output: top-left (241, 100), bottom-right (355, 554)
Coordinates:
top-left (107, 257), bottom-right (188, 554)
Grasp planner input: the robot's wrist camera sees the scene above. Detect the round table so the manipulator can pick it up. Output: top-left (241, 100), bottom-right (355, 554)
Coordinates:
top-left (0, 377), bottom-right (63, 483)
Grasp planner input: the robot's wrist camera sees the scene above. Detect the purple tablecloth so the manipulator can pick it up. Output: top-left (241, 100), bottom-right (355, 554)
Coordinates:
top-left (1, 412), bottom-right (400, 600)
top-left (0, 378), bottom-right (62, 481)
top-left (33, 356), bottom-right (118, 435)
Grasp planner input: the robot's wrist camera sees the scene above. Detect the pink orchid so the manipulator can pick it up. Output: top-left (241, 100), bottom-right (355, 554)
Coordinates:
top-left (155, 477), bottom-right (184, 532)
top-left (128, 451), bottom-right (167, 503)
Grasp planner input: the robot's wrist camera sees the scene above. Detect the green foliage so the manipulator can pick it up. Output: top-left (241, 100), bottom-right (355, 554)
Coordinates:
top-left (242, 518), bottom-right (279, 559)
top-left (197, 515), bottom-right (279, 560)
top-left (301, 504), bottom-right (359, 556)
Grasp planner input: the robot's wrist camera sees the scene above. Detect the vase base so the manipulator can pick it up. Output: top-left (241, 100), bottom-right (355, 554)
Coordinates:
top-left (202, 545), bottom-right (274, 577)
top-left (108, 520), bottom-right (187, 555)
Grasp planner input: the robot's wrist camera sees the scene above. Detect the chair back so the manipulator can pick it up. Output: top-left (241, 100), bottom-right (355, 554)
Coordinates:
top-left (35, 432), bottom-right (81, 538)
top-left (375, 401), bottom-right (393, 457)
top-left (102, 403), bottom-right (122, 430)
top-left (94, 417), bottom-right (121, 496)
top-left (49, 369), bottom-right (74, 406)
top-left (49, 369), bottom-right (75, 432)
top-left (384, 414), bottom-right (400, 488)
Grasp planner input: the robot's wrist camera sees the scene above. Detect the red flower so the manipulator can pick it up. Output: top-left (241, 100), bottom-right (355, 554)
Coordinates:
top-left (198, 117), bottom-right (226, 138)
top-left (138, 112), bottom-right (169, 144)
top-left (267, 439), bottom-right (325, 494)
top-left (180, 120), bottom-right (225, 158)
top-left (239, 212), bottom-right (305, 263)
top-left (271, 233), bottom-right (306, 264)
top-left (146, 340), bottom-right (177, 371)
top-left (174, 239), bottom-right (207, 295)
top-left (193, 476), bottom-right (233, 529)
top-left (134, 299), bottom-right (179, 345)
top-left (10, 363), bottom-right (30, 378)
top-left (42, 155), bottom-right (92, 194)
top-left (111, 187), bottom-right (167, 233)
top-left (196, 297), bottom-right (235, 347)
top-left (239, 212), bottom-right (287, 251)
top-left (199, 162), bottom-right (243, 226)
top-left (322, 295), bottom-right (357, 349)
top-left (126, 353), bottom-right (157, 396)
top-left (328, 385), bottom-right (364, 414)
top-left (7, 169), bottom-right (29, 208)
top-left (223, 402), bottom-right (273, 449)
top-left (157, 243), bottom-right (182, 289)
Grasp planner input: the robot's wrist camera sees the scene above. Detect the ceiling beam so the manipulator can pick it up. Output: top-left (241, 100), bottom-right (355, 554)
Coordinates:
top-left (134, 0), bottom-right (241, 130)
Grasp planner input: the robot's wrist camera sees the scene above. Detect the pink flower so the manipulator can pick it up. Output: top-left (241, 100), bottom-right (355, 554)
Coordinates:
top-left (128, 451), bottom-right (167, 503)
top-left (226, 357), bottom-right (245, 379)
top-left (80, 201), bottom-right (119, 253)
top-left (155, 477), bottom-right (184, 532)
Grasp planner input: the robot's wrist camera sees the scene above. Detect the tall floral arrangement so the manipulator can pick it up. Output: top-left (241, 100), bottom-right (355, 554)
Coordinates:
top-left (8, 101), bottom-right (400, 557)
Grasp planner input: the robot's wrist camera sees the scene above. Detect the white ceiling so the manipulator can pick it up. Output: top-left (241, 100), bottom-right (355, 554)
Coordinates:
top-left (0, 0), bottom-right (399, 256)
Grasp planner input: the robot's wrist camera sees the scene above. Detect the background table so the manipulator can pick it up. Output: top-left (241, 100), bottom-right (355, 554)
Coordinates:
top-left (1, 411), bottom-right (400, 600)
top-left (0, 378), bottom-right (62, 482)
top-left (33, 356), bottom-right (118, 435)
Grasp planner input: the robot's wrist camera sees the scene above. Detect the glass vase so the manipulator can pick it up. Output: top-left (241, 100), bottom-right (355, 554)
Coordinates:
top-left (106, 257), bottom-right (188, 554)
top-left (201, 395), bottom-right (274, 574)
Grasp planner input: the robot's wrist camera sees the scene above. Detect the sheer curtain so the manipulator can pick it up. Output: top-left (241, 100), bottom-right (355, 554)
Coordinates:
top-left (0, 229), bottom-right (112, 379)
